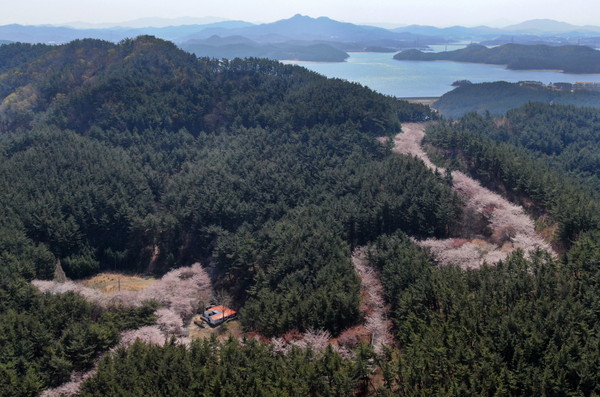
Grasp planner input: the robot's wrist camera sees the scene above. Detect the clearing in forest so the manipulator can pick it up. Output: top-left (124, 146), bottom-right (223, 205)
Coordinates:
top-left (82, 273), bottom-right (157, 293)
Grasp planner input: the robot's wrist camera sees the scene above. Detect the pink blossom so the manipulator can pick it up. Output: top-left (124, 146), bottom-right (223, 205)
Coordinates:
top-left (155, 308), bottom-right (184, 335)
top-left (352, 248), bottom-right (394, 354)
top-left (399, 122), bottom-right (556, 269)
top-left (39, 368), bottom-right (96, 397)
top-left (330, 343), bottom-right (353, 360)
top-left (482, 249), bottom-right (510, 265)
top-left (393, 122), bottom-right (437, 169)
top-left (295, 329), bottom-right (331, 351)
top-left (175, 337), bottom-right (192, 347)
top-left (270, 329), bottom-right (332, 355)
top-left (139, 263), bottom-right (212, 320)
top-left (119, 325), bottom-right (166, 347)
top-left (31, 280), bottom-right (107, 304)
top-left (33, 263), bottom-right (213, 322)
top-left (270, 337), bottom-right (289, 354)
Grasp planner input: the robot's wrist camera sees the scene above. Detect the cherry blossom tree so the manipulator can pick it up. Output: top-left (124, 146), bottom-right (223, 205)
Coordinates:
top-left (271, 329), bottom-right (332, 354)
top-left (139, 263), bottom-right (212, 320)
top-left (119, 325), bottom-right (167, 347)
top-left (155, 308), bottom-right (184, 335)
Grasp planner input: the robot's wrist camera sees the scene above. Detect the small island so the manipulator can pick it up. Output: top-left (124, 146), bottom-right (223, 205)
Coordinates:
top-left (394, 43), bottom-right (600, 74)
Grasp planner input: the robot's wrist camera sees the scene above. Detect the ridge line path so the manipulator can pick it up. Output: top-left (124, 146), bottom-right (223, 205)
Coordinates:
top-left (394, 123), bottom-right (555, 269)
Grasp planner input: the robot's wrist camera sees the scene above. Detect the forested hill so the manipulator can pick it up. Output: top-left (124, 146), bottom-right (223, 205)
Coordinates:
top-left (394, 43), bottom-right (600, 73)
top-left (0, 36), bottom-right (453, 337)
top-left (0, 36), bottom-right (422, 134)
top-left (467, 103), bottom-right (600, 193)
top-left (0, 36), bottom-right (462, 394)
top-left (434, 81), bottom-right (600, 118)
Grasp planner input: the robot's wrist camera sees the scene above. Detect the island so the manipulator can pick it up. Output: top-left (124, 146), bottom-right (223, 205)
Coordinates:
top-left (394, 43), bottom-right (600, 74)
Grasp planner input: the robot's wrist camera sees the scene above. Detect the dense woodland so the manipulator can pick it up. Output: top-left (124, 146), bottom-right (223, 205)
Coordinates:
top-left (395, 43), bottom-right (600, 73)
top-left (79, 338), bottom-right (371, 396)
top-left (369, 233), bottom-right (600, 395)
top-left (0, 279), bottom-right (157, 396)
top-left (363, 105), bottom-right (600, 394)
top-left (0, 37), bottom-right (455, 395)
top-left (1, 36), bottom-right (600, 396)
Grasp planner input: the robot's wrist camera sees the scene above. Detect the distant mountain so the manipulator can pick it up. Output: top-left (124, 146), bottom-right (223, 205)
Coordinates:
top-left (128, 21), bottom-right (255, 41)
top-left (0, 21), bottom-right (254, 44)
top-left (0, 24), bottom-right (113, 43)
top-left (479, 35), bottom-right (572, 46)
top-left (180, 37), bottom-right (349, 61)
top-left (393, 19), bottom-right (600, 45)
top-left (394, 43), bottom-right (600, 73)
top-left (0, 15), bottom-right (442, 51)
top-left (3, 16), bottom-right (599, 54)
top-left (190, 35), bottom-right (256, 46)
top-left (0, 15), bottom-right (447, 59)
top-left (503, 19), bottom-right (600, 34)
top-left (392, 24), bottom-right (500, 40)
top-left (64, 16), bottom-right (230, 29)
top-left (180, 14), bottom-right (445, 50)
top-left (184, 14), bottom-right (392, 41)
top-left (434, 81), bottom-right (600, 118)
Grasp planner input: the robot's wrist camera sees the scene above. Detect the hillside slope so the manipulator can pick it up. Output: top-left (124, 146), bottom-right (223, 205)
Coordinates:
top-left (0, 36), bottom-right (451, 338)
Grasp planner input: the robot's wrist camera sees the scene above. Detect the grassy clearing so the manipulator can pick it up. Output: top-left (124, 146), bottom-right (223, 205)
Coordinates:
top-left (82, 273), bottom-right (157, 294)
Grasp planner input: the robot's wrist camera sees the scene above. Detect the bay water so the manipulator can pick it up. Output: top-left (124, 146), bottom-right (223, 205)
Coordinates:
top-left (284, 52), bottom-right (600, 98)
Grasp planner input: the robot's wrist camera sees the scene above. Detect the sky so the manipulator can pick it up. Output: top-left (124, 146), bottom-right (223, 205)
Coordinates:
top-left (2, 0), bottom-right (599, 28)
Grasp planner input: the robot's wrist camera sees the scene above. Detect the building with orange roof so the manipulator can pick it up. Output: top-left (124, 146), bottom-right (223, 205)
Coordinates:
top-left (201, 305), bottom-right (238, 326)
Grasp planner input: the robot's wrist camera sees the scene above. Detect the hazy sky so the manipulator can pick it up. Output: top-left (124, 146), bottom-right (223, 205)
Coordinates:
top-left (3, 0), bottom-right (599, 27)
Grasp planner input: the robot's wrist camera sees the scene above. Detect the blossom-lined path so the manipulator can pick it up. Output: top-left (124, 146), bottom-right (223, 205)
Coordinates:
top-left (352, 248), bottom-right (393, 354)
top-left (271, 249), bottom-right (394, 359)
top-left (395, 123), bottom-right (554, 268)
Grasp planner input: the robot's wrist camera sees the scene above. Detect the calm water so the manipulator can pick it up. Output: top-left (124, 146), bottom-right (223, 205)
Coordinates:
top-left (284, 52), bottom-right (600, 98)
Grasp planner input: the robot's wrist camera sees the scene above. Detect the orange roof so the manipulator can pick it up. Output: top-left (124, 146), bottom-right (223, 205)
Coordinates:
top-left (205, 305), bottom-right (237, 320)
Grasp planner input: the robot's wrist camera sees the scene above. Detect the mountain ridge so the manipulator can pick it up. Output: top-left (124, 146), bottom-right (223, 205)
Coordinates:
top-left (2, 16), bottom-right (599, 54)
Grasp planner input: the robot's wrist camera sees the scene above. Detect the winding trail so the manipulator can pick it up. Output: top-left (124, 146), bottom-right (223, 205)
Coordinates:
top-left (395, 123), bottom-right (554, 268)
top-left (352, 248), bottom-right (393, 355)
